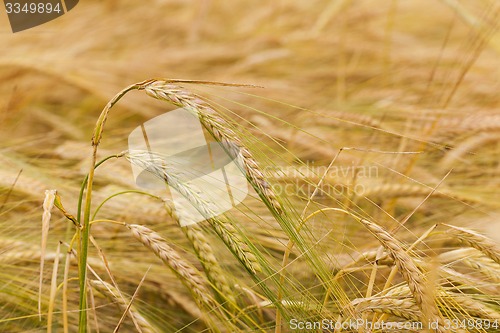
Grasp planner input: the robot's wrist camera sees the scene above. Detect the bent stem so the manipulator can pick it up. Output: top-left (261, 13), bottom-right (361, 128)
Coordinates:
top-left (78, 82), bottom-right (142, 333)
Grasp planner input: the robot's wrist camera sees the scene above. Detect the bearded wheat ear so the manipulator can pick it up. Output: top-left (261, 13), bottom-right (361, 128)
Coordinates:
top-left (163, 201), bottom-right (236, 306)
top-left (125, 223), bottom-right (216, 309)
top-left (350, 296), bottom-right (422, 321)
top-left (140, 80), bottom-right (283, 216)
top-left (127, 151), bottom-right (261, 275)
top-left (443, 224), bottom-right (500, 265)
top-left (359, 219), bottom-right (446, 332)
top-left (441, 292), bottom-right (500, 321)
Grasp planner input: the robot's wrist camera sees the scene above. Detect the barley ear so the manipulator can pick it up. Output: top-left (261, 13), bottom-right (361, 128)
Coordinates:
top-left (443, 224), bottom-right (500, 265)
top-left (163, 201), bottom-right (237, 306)
top-left (125, 223), bottom-right (216, 309)
top-left (141, 80), bottom-right (283, 215)
top-left (360, 219), bottom-right (446, 332)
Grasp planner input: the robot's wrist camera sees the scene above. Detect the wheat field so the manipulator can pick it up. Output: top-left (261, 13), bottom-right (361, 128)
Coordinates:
top-left (0, 1), bottom-right (499, 332)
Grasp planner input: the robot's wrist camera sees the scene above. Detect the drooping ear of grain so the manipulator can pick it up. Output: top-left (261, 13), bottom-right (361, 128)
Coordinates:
top-left (444, 224), bottom-right (500, 265)
top-left (360, 219), bottom-right (446, 332)
top-left (351, 296), bottom-right (422, 321)
top-left (163, 201), bottom-right (237, 306)
top-left (140, 80), bottom-right (283, 216)
top-left (127, 151), bottom-right (261, 275)
top-left (126, 223), bottom-right (216, 309)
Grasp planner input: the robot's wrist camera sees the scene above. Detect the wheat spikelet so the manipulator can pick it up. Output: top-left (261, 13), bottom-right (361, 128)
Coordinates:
top-left (127, 151), bottom-right (261, 274)
top-left (351, 296), bottom-right (422, 321)
top-left (354, 249), bottom-right (393, 266)
top-left (461, 256), bottom-right (500, 283)
top-left (436, 114), bottom-right (500, 133)
top-left (0, 238), bottom-right (32, 250)
top-left (444, 224), bottom-right (500, 265)
top-left (0, 169), bottom-right (48, 197)
top-left (126, 223), bottom-right (215, 308)
top-left (363, 284), bottom-right (500, 323)
top-left (444, 292), bottom-right (500, 321)
top-left (437, 248), bottom-right (500, 282)
top-left (360, 183), bottom-right (436, 198)
top-left (140, 80), bottom-right (283, 215)
top-left (360, 219), bottom-right (446, 332)
top-left (436, 248), bottom-right (478, 264)
top-left (0, 249), bottom-right (61, 263)
top-left (183, 225), bottom-right (236, 303)
top-left (386, 284), bottom-right (500, 321)
top-left (89, 280), bottom-right (159, 333)
top-left (441, 132), bottom-right (500, 167)
top-left (438, 266), bottom-right (498, 295)
top-left (163, 201), bottom-right (236, 305)
top-left (359, 183), bottom-right (476, 204)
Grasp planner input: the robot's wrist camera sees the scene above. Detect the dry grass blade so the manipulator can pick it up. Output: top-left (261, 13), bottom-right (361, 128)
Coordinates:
top-left (443, 224), bottom-right (500, 265)
top-left (47, 242), bottom-right (61, 333)
top-left (62, 249), bottom-right (72, 333)
top-left (360, 219), bottom-right (445, 332)
top-left (141, 80), bottom-right (283, 215)
top-left (113, 268), bottom-right (150, 333)
top-left (88, 282), bottom-right (100, 333)
top-left (126, 223), bottom-right (216, 308)
top-left (39, 189), bottom-right (57, 320)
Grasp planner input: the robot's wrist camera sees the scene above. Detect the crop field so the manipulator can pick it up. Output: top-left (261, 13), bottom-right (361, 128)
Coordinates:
top-left (0, 1), bottom-right (499, 332)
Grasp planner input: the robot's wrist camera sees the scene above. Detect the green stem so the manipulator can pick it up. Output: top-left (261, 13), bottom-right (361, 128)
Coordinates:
top-left (78, 83), bottom-right (140, 333)
top-left (77, 152), bottom-right (128, 224)
top-left (91, 190), bottom-right (162, 221)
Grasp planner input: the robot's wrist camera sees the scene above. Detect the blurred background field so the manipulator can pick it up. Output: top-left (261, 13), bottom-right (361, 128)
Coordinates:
top-left (0, 1), bottom-right (499, 332)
